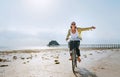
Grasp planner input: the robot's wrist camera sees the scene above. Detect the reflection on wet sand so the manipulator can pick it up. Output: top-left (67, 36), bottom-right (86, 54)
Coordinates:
top-left (74, 67), bottom-right (97, 77)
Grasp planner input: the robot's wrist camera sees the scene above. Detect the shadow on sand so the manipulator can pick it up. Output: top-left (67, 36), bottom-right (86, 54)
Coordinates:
top-left (74, 67), bottom-right (97, 77)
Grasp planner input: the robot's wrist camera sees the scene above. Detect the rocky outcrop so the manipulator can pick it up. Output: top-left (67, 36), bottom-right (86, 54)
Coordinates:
top-left (47, 40), bottom-right (60, 46)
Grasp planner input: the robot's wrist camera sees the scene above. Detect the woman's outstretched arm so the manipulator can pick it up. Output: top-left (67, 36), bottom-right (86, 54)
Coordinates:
top-left (79, 26), bottom-right (96, 31)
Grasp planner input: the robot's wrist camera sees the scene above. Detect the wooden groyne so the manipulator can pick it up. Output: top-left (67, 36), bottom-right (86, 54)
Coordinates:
top-left (80, 44), bottom-right (120, 49)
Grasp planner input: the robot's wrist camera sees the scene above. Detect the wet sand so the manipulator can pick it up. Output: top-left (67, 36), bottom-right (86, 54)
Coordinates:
top-left (0, 48), bottom-right (120, 77)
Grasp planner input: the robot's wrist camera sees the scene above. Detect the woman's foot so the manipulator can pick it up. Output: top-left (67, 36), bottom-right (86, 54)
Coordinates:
top-left (69, 58), bottom-right (72, 60)
top-left (69, 56), bottom-right (72, 60)
top-left (78, 57), bottom-right (81, 62)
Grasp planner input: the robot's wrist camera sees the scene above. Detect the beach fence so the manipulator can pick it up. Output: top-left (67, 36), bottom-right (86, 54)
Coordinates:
top-left (80, 44), bottom-right (120, 49)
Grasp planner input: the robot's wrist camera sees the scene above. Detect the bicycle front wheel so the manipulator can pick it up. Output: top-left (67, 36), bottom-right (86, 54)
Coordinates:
top-left (72, 49), bottom-right (77, 73)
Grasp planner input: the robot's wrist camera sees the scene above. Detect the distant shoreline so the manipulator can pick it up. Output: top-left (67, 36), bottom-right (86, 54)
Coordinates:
top-left (0, 48), bottom-right (119, 54)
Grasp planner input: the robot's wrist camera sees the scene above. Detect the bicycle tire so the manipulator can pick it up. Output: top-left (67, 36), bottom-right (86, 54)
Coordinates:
top-left (72, 49), bottom-right (77, 73)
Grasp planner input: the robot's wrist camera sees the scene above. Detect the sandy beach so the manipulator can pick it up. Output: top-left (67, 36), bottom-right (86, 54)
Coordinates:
top-left (0, 48), bottom-right (120, 77)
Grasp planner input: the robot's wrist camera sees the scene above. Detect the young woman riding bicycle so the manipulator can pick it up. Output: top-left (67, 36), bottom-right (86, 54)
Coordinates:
top-left (66, 21), bottom-right (96, 62)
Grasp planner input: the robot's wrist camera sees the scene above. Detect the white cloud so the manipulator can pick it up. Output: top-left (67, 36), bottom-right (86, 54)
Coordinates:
top-left (21, 0), bottom-right (61, 20)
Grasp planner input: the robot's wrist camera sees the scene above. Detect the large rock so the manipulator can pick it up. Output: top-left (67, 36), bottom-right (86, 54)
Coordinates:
top-left (47, 40), bottom-right (60, 46)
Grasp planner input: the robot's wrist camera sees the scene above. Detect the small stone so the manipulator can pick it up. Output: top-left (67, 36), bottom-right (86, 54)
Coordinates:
top-left (64, 53), bottom-right (66, 55)
top-left (21, 57), bottom-right (25, 60)
top-left (55, 61), bottom-right (60, 64)
top-left (89, 53), bottom-right (93, 55)
top-left (35, 55), bottom-right (37, 57)
top-left (83, 55), bottom-right (87, 58)
top-left (0, 58), bottom-right (3, 62)
top-left (0, 65), bottom-right (8, 67)
top-left (54, 60), bottom-right (60, 64)
top-left (54, 60), bottom-right (58, 62)
top-left (23, 62), bottom-right (26, 64)
top-left (13, 56), bottom-right (17, 60)
top-left (101, 67), bottom-right (105, 69)
top-left (26, 57), bottom-right (29, 59)
top-left (56, 56), bottom-right (59, 59)
top-left (0, 58), bottom-right (10, 62)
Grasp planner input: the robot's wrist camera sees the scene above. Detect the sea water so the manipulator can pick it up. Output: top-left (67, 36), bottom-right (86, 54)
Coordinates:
top-left (0, 44), bottom-right (120, 51)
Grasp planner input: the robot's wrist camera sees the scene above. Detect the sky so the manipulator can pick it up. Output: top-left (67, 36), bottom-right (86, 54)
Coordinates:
top-left (0, 0), bottom-right (120, 48)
